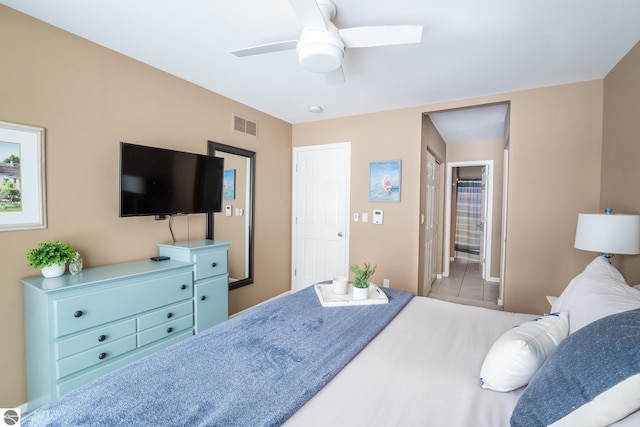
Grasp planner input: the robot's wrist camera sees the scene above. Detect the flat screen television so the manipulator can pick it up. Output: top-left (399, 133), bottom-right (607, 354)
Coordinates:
top-left (119, 142), bottom-right (224, 217)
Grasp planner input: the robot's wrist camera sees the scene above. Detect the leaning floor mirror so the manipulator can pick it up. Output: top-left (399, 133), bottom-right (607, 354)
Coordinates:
top-left (207, 141), bottom-right (255, 290)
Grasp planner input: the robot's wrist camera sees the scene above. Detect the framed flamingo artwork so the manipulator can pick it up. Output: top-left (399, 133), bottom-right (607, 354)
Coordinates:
top-left (369, 160), bottom-right (401, 202)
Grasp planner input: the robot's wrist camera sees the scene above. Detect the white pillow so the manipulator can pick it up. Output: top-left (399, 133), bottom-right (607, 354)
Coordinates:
top-left (551, 256), bottom-right (640, 333)
top-left (479, 312), bottom-right (568, 392)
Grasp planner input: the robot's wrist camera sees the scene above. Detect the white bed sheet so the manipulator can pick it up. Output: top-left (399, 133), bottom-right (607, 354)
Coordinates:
top-left (285, 296), bottom-right (536, 427)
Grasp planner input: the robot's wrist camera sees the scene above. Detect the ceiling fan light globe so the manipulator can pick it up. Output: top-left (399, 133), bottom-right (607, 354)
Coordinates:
top-left (297, 42), bottom-right (344, 73)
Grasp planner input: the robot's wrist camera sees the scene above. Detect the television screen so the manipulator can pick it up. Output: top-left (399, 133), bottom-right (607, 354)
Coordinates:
top-left (119, 142), bottom-right (224, 217)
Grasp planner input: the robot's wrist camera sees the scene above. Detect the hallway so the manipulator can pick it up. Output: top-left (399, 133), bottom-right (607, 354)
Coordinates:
top-left (428, 258), bottom-right (501, 310)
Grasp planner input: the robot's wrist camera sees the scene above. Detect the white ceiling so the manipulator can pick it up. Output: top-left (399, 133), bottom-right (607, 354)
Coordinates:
top-left (2, 0), bottom-right (639, 144)
top-left (429, 103), bottom-right (509, 144)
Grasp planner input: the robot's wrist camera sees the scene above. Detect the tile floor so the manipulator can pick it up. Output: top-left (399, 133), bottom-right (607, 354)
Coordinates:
top-left (428, 258), bottom-right (502, 310)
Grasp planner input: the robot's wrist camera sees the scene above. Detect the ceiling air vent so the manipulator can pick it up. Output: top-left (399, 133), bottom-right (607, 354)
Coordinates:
top-left (233, 114), bottom-right (258, 137)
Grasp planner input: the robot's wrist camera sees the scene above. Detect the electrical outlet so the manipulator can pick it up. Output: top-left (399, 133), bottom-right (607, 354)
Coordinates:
top-left (383, 279), bottom-right (390, 288)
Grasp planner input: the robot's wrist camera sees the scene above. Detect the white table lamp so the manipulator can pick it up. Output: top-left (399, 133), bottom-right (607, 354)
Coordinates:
top-left (574, 208), bottom-right (640, 261)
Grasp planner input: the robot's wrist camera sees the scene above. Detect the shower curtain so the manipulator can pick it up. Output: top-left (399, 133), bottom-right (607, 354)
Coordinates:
top-left (454, 179), bottom-right (482, 261)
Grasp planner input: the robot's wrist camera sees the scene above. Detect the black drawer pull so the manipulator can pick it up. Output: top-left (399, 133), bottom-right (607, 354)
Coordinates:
top-left (200, 295), bottom-right (206, 301)
top-left (167, 327), bottom-right (173, 333)
top-left (180, 284), bottom-right (187, 290)
top-left (98, 352), bottom-right (107, 360)
top-left (74, 310), bottom-right (83, 318)
top-left (167, 312), bottom-right (173, 319)
top-left (211, 262), bottom-right (217, 268)
top-left (98, 335), bottom-right (106, 342)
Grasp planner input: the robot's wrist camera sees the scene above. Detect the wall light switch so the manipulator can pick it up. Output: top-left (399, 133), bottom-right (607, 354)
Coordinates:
top-left (235, 208), bottom-right (243, 216)
top-left (362, 212), bottom-right (368, 223)
top-left (353, 213), bottom-right (359, 222)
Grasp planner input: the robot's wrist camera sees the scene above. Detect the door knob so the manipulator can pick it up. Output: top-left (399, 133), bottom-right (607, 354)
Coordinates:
top-left (337, 232), bottom-right (344, 237)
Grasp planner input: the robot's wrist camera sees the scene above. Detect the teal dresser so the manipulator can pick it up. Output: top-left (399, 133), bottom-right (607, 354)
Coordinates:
top-left (158, 240), bottom-right (230, 333)
top-left (22, 259), bottom-right (194, 411)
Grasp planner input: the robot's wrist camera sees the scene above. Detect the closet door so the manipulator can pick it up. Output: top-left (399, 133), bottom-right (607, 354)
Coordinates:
top-left (423, 151), bottom-right (439, 294)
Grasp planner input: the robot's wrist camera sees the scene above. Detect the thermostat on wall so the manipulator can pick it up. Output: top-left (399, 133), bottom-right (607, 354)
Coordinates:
top-left (373, 209), bottom-right (384, 224)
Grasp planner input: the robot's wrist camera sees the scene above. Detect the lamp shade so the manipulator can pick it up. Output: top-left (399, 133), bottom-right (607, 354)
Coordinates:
top-left (574, 213), bottom-right (640, 255)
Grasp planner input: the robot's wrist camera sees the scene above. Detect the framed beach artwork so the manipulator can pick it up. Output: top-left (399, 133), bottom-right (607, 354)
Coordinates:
top-left (369, 160), bottom-right (401, 202)
top-left (0, 121), bottom-right (46, 232)
top-left (223, 169), bottom-right (236, 200)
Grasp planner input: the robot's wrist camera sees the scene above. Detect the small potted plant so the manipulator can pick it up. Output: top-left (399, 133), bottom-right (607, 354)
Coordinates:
top-left (27, 241), bottom-right (76, 278)
top-left (350, 262), bottom-right (377, 300)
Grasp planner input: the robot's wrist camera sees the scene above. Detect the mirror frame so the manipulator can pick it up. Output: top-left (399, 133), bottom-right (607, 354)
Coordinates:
top-left (206, 141), bottom-right (255, 290)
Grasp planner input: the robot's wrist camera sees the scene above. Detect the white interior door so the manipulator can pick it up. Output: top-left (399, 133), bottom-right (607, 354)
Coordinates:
top-left (479, 166), bottom-right (488, 278)
top-left (292, 143), bottom-right (350, 292)
top-left (423, 151), bottom-right (439, 295)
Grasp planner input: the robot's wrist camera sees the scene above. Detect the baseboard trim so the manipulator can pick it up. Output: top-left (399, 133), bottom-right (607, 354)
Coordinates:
top-left (229, 290), bottom-right (291, 318)
top-left (7, 402), bottom-right (29, 418)
top-left (427, 293), bottom-right (503, 311)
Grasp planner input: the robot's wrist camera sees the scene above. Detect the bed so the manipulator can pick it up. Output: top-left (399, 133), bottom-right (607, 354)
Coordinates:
top-left (22, 256), bottom-right (640, 426)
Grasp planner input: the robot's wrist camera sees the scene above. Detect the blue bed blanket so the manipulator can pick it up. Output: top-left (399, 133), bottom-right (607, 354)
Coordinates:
top-left (24, 285), bottom-right (413, 426)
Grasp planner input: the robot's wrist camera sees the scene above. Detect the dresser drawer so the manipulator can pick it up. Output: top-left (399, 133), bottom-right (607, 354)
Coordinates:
top-left (138, 300), bottom-right (193, 331)
top-left (193, 251), bottom-right (227, 281)
top-left (56, 335), bottom-right (137, 379)
top-left (56, 319), bottom-right (136, 359)
top-left (138, 315), bottom-right (193, 347)
top-left (56, 330), bottom-right (192, 398)
top-left (53, 271), bottom-right (192, 337)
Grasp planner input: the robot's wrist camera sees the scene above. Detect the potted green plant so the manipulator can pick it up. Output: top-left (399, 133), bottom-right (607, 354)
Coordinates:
top-left (350, 262), bottom-right (377, 300)
top-left (27, 241), bottom-right (76, 278)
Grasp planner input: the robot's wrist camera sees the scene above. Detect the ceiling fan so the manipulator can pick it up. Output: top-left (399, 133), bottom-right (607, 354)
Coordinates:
top-left (231, 0), bottom-right (423, 84)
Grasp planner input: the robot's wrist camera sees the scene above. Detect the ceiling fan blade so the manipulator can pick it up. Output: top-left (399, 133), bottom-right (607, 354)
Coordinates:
top-left (231, 40), bottom-right (298, 57)
top-left (288, 0), bottom-right (327, 31)
top-left (339, 25), bottom-right (423, 48)
top-left (324, 66), bottom-right (345, 84)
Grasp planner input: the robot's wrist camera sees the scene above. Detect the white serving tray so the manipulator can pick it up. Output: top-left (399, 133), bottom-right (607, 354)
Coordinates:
top-left (314, 283), bottom-right (389, 307)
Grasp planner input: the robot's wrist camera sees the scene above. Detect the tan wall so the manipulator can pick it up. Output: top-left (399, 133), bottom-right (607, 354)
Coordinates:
top-left (601, 41), bottom-right (640, 281)
top-left (293, 80), bottom-right (604, 316)
top-left (0, 6), bottom-right (292, 407)
top-left (446, 140), bottom-right (504, 279)
top-left (502, 82), bottom-right (604, 312)
top-left (292, 109), bottom-right (424, 294)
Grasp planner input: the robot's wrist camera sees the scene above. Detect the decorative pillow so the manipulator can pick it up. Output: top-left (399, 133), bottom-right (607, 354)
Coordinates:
top-left (479, 312), bottom-right (568, 392)
top-left (551, 256), bottom-right (640, 333)
top-left (511, 308), bottom-right (640, 427)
